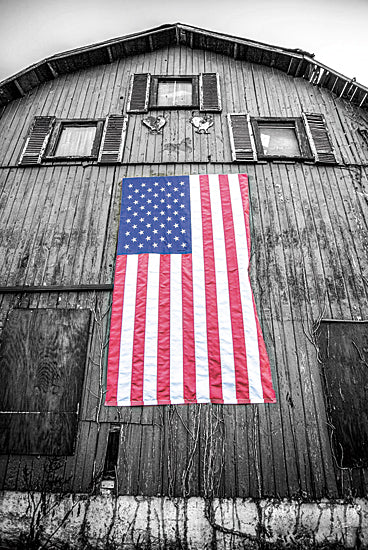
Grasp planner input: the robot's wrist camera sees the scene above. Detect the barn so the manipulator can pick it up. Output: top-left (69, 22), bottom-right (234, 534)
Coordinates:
top-left (0, 23), bottom-right (368, 548)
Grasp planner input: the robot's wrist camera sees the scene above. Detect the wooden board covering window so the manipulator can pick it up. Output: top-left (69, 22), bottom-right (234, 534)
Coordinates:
top-left (0, 309), bottom-right (90, 456)
top-left (317, 321), bottom-right (368, 468)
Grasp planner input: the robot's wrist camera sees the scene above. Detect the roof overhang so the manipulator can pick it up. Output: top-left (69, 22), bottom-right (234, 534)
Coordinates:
top-left (0, 23), bottom-right (367, 109)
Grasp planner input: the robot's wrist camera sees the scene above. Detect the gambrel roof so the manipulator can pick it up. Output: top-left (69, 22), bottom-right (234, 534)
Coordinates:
top-left (0, 22), bottom-right (367, 109)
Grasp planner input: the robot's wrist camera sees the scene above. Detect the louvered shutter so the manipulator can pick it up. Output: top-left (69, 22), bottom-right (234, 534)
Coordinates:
top-left (127, 74), bottom-right (151, 113)
top-left (302, 113), bottom-right (336, 164)
top-left (98, 115), bottom-right (128, 164)
top-left (19, 116), bottom-right (55, 165)
top-left (227, 113), bottom-right (257, 162)
top-left (199, 73), bottom-right (222, 111)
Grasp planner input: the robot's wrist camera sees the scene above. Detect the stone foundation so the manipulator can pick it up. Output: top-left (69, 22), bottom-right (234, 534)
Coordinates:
top-left (0, 492), bottom-right (367, 548)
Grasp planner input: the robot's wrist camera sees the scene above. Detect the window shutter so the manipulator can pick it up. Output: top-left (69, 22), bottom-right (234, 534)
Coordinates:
top-left (199, 73), bottom-right (222, 111)
top-left (227, 113), bottom-right (257, 162)
top-left (127, 74), bottom-right (151, 113)
top-left (302, 113), bottom-right (336, 164)
top-left (19, 116), bottom-right (55, 165)
top-left (98, 115), bottom-right (128, 164)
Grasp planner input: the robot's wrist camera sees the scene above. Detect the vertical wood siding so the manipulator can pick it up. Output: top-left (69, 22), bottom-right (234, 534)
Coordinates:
top-left (0, 44), bottom-right (368, 498)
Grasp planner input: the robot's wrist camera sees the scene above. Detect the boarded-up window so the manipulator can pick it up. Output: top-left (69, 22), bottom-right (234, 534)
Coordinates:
top-left (0, 309), bottom-right (90, 456)
top-left (317, 320), bottom-right (368, 468)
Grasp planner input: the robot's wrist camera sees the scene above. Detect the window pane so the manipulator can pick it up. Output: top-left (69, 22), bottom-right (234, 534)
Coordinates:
top-left (157, 80), bottom-right (192, 106)
top-left (55, 125), bottom-right (96, 156)
top-left (259, 124), bottom-right (300, 156)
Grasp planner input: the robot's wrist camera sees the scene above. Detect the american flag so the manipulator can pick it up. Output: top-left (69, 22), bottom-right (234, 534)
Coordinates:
top-left (105, 174), bottom-right (276, 406)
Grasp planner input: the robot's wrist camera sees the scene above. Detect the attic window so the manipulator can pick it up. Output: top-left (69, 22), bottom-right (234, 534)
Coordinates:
top-left (127, 73), bottom-right (221, 113)
top-left (156, 78), bottom-right (193, 107)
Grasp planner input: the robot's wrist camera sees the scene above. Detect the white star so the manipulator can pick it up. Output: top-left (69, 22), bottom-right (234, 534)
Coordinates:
top-left (181, 243), bottom-right (187, 247)
top-left (154, 193), bottom-right (158, 198)
top-left (126, 218), bottom-right (131, 223)
top-left (160, 211), bottom-right (165, 215)
top-left (167, 216), bottom-right (172, 221)
top-left (139, 230), bottom-right (144, 235)
top-left (160, 199), bottom-right (165, 203)
top-left (139, 243), bottom-right (143, 248)
top-left (167, 229), bottom-right (172, 234)
top-left (125, 231), bottom-right (130, 236)
top-left (181, 229), bottom-right (186, 234)
top-left (167, 193), bottom-right (171, 197)
top-left (128, 195), bottom-right (132, 199)
top-left (174, 211), bottom-right (179, 215)
top-left (141, 183), bottom-right (146, 187)
top-left (154, 182), bottom-right (159, 186)
top-left (134, 200), bottom-right (138, 205)
top-left (148, 188), bottom-right (152, 192)
top-left (174, 236), bottom-right (179, 241)
top-left (128, 184), bottom-right (133, 188)
top-left (174, 187), bottom-right (178, 192)
top-left (168, 243), bottom-right (172, 248)
top-left (174, 199), bottom-right (178, 203)
top-left (180, 216), bottom-right (185, 221)
top-left (146, 236), bottom-right (151, 241)
top-left (167, 182), bottom-right (172, 186)
top-left (124, 244), bottom-right (129, 249)
top-left (147, 199), bottom-right (152, 204)
top-left (180, 192), bottom-right (185, 197)
top-left (160, 223), bottom-right (165, 228)
top-left (141, 194), bottom-right (145, 198)
top-left (140, 217), bottom-right (144, 222)
top-left (127, 206), bottom-right (132, 211)
top-left (146, 223), bottom-right (151, 228)
top-left (139, 203), bottom-right (144, 209)
top-left (153, 217), bottom-right (158, 221)
top-left (153, 229), bottom-right (158, 234)
top-left (135, 189), bottom-right (139, 193)
top-left (174, 223), bottom-right (179, 228)
top-left (167, 205), bottom-right (171, 209)
top-left (153, 243), bottom-right (158, 248)
top-left (160, 187), bottom-right (165, 192)
top-left (160, 236), bottom-right (165, 241)
top-left (180, 204), bottom-right (185, 208)
top-left (180, 181), bottom-right (185, 185)
top-left (133, 212), bottom-right (138, 217)
top-left (132, 237), bottom-right (137, 242)
top-left (153, 205), bottom-right (158, 209)
top-left (133, 225), bottom-right (137, 229)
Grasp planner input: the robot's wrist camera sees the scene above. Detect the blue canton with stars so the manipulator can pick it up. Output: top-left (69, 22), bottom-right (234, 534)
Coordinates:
top-left (117, 176), bottom-right (192, 255)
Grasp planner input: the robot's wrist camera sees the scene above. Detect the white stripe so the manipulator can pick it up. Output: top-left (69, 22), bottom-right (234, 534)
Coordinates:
top-left (228, 174), bottom-right (264, 402)
top-left (208, 175), bottom-right (237, 403)
top-left (143, 254), bottom-right (160, 404)
top-left (170, 254), bottom-right (184, 403)
top-left (189, 175), bottom-right (210, 402)
top-left (117, 254), bottom-right (138, 405)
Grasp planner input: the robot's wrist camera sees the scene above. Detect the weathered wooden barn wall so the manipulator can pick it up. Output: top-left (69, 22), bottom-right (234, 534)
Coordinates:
top-left (1, 43), bottom-right (368, 501)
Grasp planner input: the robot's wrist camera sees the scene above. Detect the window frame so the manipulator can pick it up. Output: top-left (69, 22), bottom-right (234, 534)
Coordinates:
top-left (149, 75), bottom-right (199, 110)
top-left (251, 117), bottom-right (314, 161)
top-left (45, 119), bottom-right (104, 160)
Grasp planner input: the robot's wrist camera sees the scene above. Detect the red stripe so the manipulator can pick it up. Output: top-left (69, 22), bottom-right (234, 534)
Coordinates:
top-left (238, 174), bottom-right (276, 403)
top-left (182, 253), bottom-right (196, 402)
top-left (130, 254), bottom-right (149, 404)
top-left (105, 255), bottom-right (127, 406)
top-left (157, 254), bottom-right (171, 404)
top-left (219, 175), bottom-right (250, 403)
top-left (199, 175), bottom-right (223, 403)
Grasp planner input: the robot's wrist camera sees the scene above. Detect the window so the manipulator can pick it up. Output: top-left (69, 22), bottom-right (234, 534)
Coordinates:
top-left (0, 309), bottom-right (90, 455)
top-left (154, 77), bottom-right (195, 107)
top-left (127, 73), bottom-right (221, 113)
top-left (47, 120), bottom-right (103, 159)
top-left (317, 320), bottom-right (368, 468)
top-left (19, 115), bottom-right (128, 165)
top-left (252, 118), bottom-right (312, 160)
top-left (227, 112), bottom-right (336, 163)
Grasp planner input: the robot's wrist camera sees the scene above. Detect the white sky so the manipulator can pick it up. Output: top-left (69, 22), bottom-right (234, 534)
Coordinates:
top-left (0, 0), bottom-right (367, 86)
